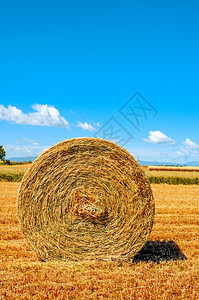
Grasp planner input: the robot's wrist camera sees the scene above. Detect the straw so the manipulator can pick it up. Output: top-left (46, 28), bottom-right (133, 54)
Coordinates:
top-left (18, 138), bottom-right (155, 262)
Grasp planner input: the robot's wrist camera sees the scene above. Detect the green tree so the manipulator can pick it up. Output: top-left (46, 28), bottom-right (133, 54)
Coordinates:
top-left (0, 145), bottom-right (6, 161)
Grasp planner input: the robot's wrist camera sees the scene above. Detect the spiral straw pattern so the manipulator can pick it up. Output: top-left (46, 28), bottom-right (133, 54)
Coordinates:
top-left (18, 138), bottom-right (155, 262)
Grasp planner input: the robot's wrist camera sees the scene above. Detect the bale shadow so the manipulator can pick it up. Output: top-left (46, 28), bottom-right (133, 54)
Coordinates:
top-left (132, 240), bottom-right (187, 263)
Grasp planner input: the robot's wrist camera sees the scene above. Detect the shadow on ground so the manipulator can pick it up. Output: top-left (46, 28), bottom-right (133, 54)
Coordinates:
top-left (132, 240), bottom-right (187, 263)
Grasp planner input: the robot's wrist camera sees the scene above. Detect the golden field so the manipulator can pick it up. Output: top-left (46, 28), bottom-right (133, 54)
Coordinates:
top-left (0, 182), bottom-right (198, 299)
top-left (0, 163), bottom-right (31, 175)
top-left (0, 164), bottom-right (31, 182)
top-left (142, 165), bottom-right (199, 179)
top-left (145, 170), bottom-right (199, 179)
top-left (1, 164), bottom-right (199, 181)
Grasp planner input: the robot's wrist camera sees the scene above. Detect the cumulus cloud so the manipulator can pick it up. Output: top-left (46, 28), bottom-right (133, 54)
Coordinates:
top-left (0, 104), bottom-right (69, 128)
top-left (176, 138), bottom-right (199, 160)
top-left (143, 131), bottom-right (176, 145)
top-left (76, 121), bottom-right (95, 131)
top-left (183, 138), bottom-right (199, 151)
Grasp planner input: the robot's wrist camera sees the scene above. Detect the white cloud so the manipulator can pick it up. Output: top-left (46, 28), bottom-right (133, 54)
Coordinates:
top-left (76, 121), bottom-right (95, 131)
top-left (143, 131), bottom-right (175, 145)
top-left (0, 104), bottom-right (69, 128)
top-left (23, 138), bottom-right (35, 143)
top-left (177, 138), bottom-right (199, 160)
top-left (23, 138), bottom-right (40, 146)
top-left (183, 138), bottom-right (199, 150)
top-left (127, 137), bottom-right (199, 164)
top-left (6, 144), bottom-right (49, 157)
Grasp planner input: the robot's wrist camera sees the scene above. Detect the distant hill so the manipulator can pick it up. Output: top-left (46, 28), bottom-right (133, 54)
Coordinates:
top-left (184, 161), bottom-right (199, 166)
top-left (138, 160), bottom-right (199, 166)
top-left (6, 156), bottom-right (38, 162)
top-left (138, 160), bottom-right (177, 166)
top-left (6, 156), bottom-right (199, 166)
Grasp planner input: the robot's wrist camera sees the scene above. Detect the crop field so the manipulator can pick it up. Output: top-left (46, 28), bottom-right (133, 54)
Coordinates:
top-left (147, 166), bottom-right (199, 172)
top-left (0, 182), bottom-right (198, 299)
top-left (0, 164), bottom-right (31, 182)
top-left (1, 164), bottom-right (199, 184)
top-left (145, 169), bottom-right (199, 179)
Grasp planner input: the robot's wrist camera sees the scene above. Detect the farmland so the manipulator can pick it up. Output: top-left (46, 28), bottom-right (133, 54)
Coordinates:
top-left (0, 181), bottom-right (198, 299)
top-left (144, 167), bottom-right (199, 178)
top-left (0, 164), bottom-right (31, 182)
top-left (1, 164), bottom-right (199, 184)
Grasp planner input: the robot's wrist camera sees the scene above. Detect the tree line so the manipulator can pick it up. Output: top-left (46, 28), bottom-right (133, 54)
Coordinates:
top-left (0, 145), bottom-right (10, 164)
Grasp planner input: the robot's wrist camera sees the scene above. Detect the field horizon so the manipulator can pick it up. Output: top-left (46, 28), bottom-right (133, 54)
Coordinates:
top-left (1, 164), bottom-right (199, 186)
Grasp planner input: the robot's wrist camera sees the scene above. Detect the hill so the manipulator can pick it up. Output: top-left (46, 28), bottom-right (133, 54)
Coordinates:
top-left (6, 156), bottom-right (199, 167)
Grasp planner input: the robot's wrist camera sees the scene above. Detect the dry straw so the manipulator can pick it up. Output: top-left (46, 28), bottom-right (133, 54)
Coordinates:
top-left (18, 138), bottom-right (155, 262)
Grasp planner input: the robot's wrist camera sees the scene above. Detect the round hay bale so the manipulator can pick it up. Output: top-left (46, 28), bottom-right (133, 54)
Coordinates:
top-left (18, 138), bottom-right (155, 262)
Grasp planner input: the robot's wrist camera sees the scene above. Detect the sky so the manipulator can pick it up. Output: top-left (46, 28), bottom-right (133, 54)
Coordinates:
top-left (0, 0), bottom-right (199, 163)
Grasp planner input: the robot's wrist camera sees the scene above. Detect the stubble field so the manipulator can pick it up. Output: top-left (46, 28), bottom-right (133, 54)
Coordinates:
top-left (0, 180), bottom-right (199, 299)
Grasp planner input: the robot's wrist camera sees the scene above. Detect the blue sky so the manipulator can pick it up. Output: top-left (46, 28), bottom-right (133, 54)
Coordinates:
top-left (0, 0), bottom-right (199, 163)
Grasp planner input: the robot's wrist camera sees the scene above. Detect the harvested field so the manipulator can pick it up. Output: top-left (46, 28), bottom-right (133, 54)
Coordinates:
top-left (148, 166), bottom-right (199, 172)
top-left (145, 166), bottom-right (199, 185)
top-left (0, 182), bottom-right (198, 299)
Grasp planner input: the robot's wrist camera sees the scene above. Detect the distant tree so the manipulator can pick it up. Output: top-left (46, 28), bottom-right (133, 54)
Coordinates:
top-left (0, 145), bottom-right (6, 161)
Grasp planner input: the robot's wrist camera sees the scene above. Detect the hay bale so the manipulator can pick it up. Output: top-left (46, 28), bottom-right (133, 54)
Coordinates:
top-left (18, 138), bottom-right (155, 262)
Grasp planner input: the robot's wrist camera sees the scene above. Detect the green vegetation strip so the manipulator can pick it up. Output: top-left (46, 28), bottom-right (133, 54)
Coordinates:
top-left (0, 172), bottom-right (199, 184)
top-left (0, 173), bottom-right (25, 182)
top-left (148, 176), bottom-right (199, 185)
